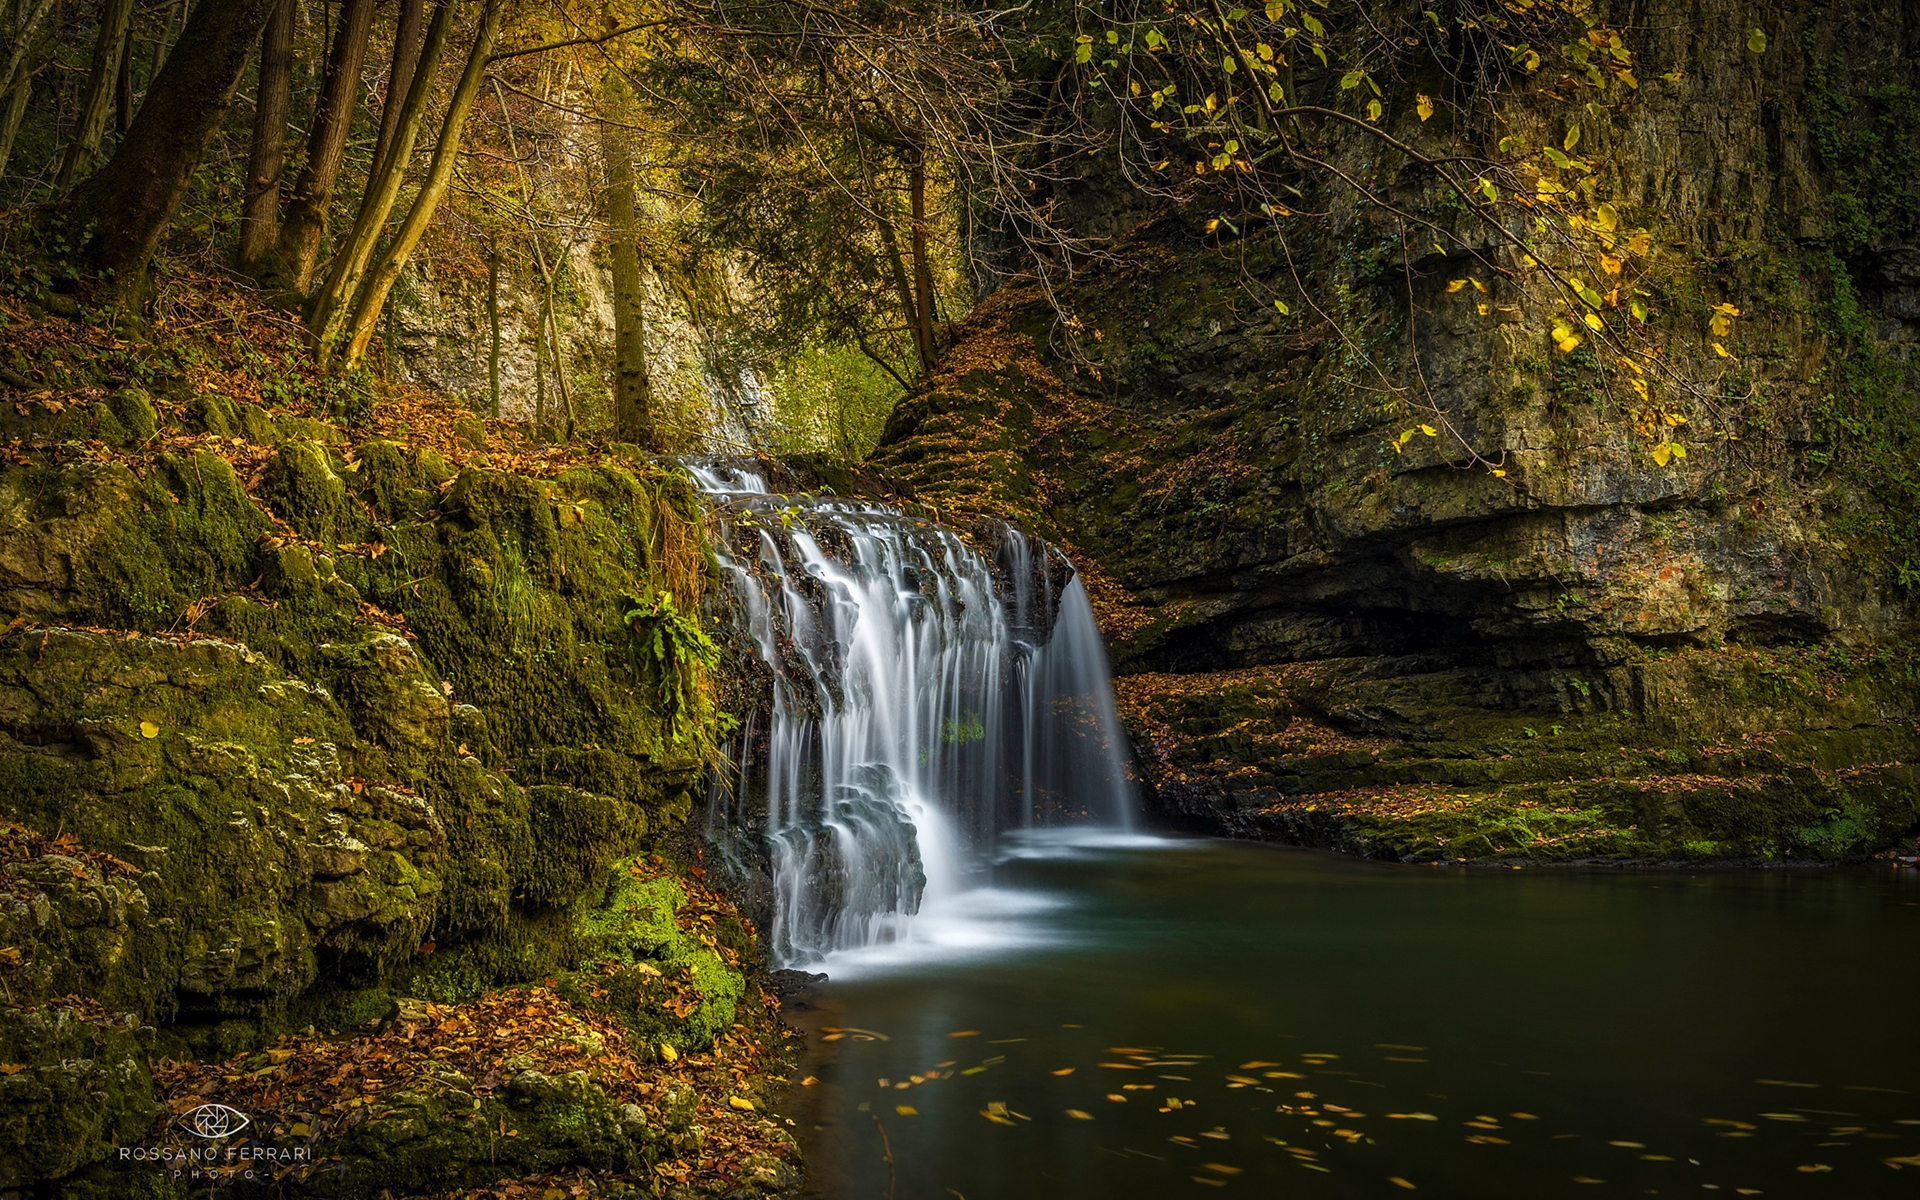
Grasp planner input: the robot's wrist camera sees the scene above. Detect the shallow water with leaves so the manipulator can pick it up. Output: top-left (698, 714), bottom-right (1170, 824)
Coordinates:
top-left (783, 836), bottom-right (1920, 1198)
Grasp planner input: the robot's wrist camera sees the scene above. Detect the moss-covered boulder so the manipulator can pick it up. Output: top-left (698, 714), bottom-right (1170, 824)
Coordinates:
top-left (565, 861), bottom-right (749, 1057)
top-left (0, 386), bottom-right (739, 1189)
top-left (0, 1002), bottom-right (155, 1191)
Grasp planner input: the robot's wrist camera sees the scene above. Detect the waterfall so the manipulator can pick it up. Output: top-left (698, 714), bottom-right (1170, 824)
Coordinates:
top-left (687, 462), bottom-right (1136, 968)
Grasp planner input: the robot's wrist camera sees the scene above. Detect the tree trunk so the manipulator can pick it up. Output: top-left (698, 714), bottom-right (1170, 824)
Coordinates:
top-left (114, 14), bottom-right (132, 137)
top-left (148, 0), bottom-right (182, 78)
top-left (907, 145), bottom-right (940, 371)
top-left (54, 0), bottom-right (136, 190)
top-left (271, 0), bottom-right (375, 292)
top-left (335, 0), bottom-right (503, 372)
top-left (541, 259), bottom-right (575, 440)
top-left (494, 75), bottom-right (574, 437)
top-left (307, 0), bottom-right (456, 352)
top-left (59, 0), bottom-right (283, 289)
top-left (0, 0), bottom-right (56, 106)
top-left (874, 200), bottom-right (928, 376)
top-left (0, 75), bottom-right (30, 181)
top-left (598, 72), bottom-right (657, 448)
top-left (534, 327), bottom-right (548, 429)
top-left (237, 0), bottom-right (294, 274)
top-left (487, 230), bottom-right (501, 418)
top-left (367, 0), bottom-right (424, 186)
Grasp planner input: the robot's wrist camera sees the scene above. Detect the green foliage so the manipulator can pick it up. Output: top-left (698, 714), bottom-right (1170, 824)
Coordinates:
top-left (621, 589), bottom-right (724, 754)
top-left (1805, 51), bottom-right (1920, 253)
top-left (758, 344), bottom-right (905, 464)
top-left (1802, 252), bottom-right (1920, 591)
top-left (491, 534), bottom-right (542, 652)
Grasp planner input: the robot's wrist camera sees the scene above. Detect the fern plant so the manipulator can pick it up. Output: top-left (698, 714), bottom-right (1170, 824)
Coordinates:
top-left (621, 589), bottom-right (724, 757)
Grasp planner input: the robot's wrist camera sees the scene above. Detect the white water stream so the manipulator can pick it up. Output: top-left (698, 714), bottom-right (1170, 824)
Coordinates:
top-left (687, 463), bottom-right (1137, 972)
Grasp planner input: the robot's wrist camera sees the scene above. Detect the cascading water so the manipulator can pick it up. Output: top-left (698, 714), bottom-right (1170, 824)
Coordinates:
top-left (688, 462), bottom-right (1136, 969)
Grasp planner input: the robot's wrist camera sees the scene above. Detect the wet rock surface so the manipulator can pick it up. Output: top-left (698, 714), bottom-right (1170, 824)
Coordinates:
top-left (0, 388), bottom-right (783, 1192)
top-left (872, 0), bottom-right (1920, 862)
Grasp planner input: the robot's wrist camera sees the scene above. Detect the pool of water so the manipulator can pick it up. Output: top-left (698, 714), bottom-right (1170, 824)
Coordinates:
top-left (780, 835), bottom-right (1920, 1198)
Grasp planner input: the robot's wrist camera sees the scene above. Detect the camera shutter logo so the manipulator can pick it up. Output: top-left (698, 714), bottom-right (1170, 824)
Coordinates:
top-left (179, 1103), bottom-right (251, 1139)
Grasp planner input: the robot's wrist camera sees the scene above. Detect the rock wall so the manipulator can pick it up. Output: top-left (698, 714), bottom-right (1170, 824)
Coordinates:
top-left (0, 384), bottom-right (764, 1191)
top-left (872, 0), bottom-right (1920, 861)
top-left (388, 221), bottom-right (759, 450)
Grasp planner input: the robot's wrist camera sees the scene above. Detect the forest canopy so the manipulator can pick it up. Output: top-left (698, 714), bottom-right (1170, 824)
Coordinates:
top-left (0, 0), bottom-right (1909, 478)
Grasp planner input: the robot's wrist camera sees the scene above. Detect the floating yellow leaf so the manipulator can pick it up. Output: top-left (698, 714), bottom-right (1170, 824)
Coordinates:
top-left (1390, 1180), bottom-right (1417, 1191)
top-left (1202, 1164), bottom-right (1243, 1176)
top-left (1447, 279), bottom-right (1468, 293)
top-left (896, 1105), bottom-right (918, 1116)
top-left (1748, 27), bottom-right (1768, 53)
top-left (1106, 1093), bottom-right (1127, 1102)
top-left (1583, 313), bottom-right (1605, 331)
top-left (1713, 342), bottom-right (1735, 358)
top-left (139, 720), bottom-right (160, 739)
top-left (947, 1030), bottom-right (980, 1038)
top-left (1066, 1109), bottom-right (1094, 1120)
top-left (1417, 94), bottom-right (1434, 120)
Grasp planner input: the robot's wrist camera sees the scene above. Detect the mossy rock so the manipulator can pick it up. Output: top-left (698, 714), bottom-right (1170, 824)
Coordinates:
top-left (0, 1003), bottom-right (155, 1191)
top-left (258, 440), bottom-right (365, 544)
top-left (565, 863), bottom-right (747, 1056)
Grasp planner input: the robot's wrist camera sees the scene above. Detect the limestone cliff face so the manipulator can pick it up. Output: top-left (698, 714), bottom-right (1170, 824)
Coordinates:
top-left (388, 247), bottom-right (756, 449)
top-left (873, 0), bottom-right (1920, 860)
